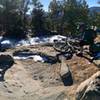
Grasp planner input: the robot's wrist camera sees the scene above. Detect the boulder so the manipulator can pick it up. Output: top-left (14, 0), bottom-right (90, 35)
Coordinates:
top-left (60, 56), bottom-right (73, 86)
top-left (0, 54), bottom-right (14, 67)
top-left (60, 57), bottom-right (71, 76)
top-left (76, 71), bottom-right (100, 100)
top-left (0, 55), bottom-right (14, 81)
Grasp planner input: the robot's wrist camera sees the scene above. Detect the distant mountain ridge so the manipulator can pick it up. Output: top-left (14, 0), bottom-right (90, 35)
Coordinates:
top-left (89, 7), bottom-right (100, 13)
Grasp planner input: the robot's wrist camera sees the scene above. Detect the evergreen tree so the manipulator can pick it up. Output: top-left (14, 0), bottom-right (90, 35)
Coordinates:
top-left (48, 0), bottom-right (64, 34)
top-left (31, 0), bottom-right (46, 36)
top-left (48, 0), bottom-right (89, 35)
top-left (0, 0), bottom-right (30, 38)
top-left (63, 0), bottom-right (89, 35)
top-left (89, 1), bottom-right (100, 28)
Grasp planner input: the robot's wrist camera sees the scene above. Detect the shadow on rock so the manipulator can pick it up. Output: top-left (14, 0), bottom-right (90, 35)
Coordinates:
top-left (60, 72), bottom-right (73, 86)
top-left (0, 55), bottom-right (14, 81)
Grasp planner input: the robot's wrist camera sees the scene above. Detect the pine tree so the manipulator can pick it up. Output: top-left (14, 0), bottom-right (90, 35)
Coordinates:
top-left (31, 0), bottom-right (46, 36)
top-left (0, 0), bottom-right (30, 38)
top-left (89, 1), bottom-right (100, 28)
top-left (62, 0), bottom-right (89, 35)
top-left (48, 0), bottom-right (64, 34)
top-left (48, 0), bottom-right (89, 35)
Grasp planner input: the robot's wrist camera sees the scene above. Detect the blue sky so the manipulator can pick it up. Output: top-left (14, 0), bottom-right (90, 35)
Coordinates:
top-left (40, 0), bottom-right (100, 11)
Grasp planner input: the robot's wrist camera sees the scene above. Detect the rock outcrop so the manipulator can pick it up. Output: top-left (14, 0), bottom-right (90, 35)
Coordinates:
top-left (3, 61), bottom-right (69, 100)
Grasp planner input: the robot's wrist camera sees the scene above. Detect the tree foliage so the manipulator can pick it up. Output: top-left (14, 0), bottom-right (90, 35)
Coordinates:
top-left (0, 0), bottom-right (30, 38)
top-left (48, 0), bottom-right (89, 35)
top-left (31, 0), bottom-right (46, 36)
top-left (0, 0), bottom-right (99, 38)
